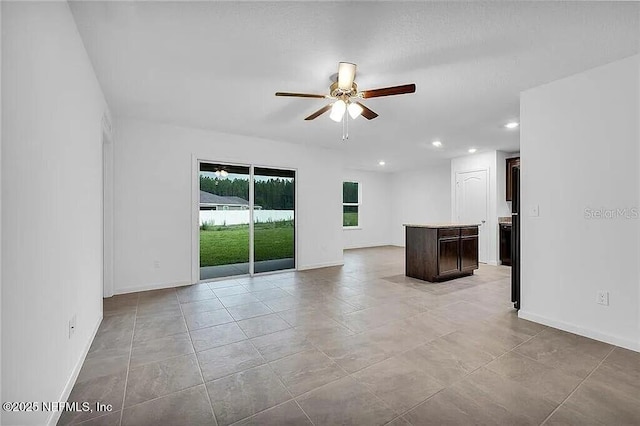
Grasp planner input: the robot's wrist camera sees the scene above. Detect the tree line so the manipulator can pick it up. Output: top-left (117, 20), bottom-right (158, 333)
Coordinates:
top-left (200, 176), bottom-right (294, 210)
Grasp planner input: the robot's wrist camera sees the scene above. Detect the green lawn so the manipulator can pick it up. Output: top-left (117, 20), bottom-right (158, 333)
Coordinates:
top-left (343, 212), bottom-right (359, 227)
top-left (200, 221), bottom-right (294, 267)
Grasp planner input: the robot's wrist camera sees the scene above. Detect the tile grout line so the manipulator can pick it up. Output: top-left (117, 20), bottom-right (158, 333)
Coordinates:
top-left (539, 345), bottom-right (616, 426)
top-left (233, 314), bottom-right (320, 426)
top-left (117, 383), bottom-right (208, 413)
top-left (74, 410), bottom-right (118, 426)
top-left (391, 362), bottom-right (485, 422)
top-left (293, 398), bottom-right (316, 426)
top-left (178, 291), bottom-right (221, 426)
top-left (100, 261), bottom-right (522, 425)
top-left (390, 331), bottom-right (520, 423)
top-left (374, 316), bottom-right (547, 421)
top-left (118, 293), bottom-right (140, 426)
top-left (223, 398), bottom-right (306, 426)
top-left (196, 286), bottom-right (285, 422)
top-left (299, 325), bottom-right (426, 422)
top-left (227, 281), bottom-right (425, 424)
top-left (510, 325), bottom-right (549, 350)
top-left (200, 298), bottom-right (313, 426)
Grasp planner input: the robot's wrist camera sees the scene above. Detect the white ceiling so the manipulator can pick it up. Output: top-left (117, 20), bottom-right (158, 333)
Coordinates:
top-left (69, 1), bottom-right (640, 172)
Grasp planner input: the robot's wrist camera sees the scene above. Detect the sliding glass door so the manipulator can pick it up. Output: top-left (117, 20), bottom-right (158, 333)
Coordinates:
top-left (253, 167), bottom-right (295, 273)
top-left (198, 162), bottom-right (296, 280)
top-left (199, 163), bottom-right (251, 280)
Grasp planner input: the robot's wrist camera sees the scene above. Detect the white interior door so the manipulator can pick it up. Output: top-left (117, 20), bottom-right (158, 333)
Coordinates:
top-left (456, 170), bottom-right (488, 263)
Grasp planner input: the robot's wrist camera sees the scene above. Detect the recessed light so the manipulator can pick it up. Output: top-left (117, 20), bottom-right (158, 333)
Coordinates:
top-left (432, 140), bottom-right (442, 147)
top-left (378, 161), bottom-right (386, 166)
top-left (504, 122), bottom-right (519, 129)
top-left (468, 148), bottom-right (477, 153)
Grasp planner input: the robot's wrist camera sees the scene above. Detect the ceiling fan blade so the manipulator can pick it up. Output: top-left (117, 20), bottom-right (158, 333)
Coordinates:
top-left (356, 102), bottom-right (379, 120)
top-left (338, 62), bottom-right (357, 91)
top-left (304, 104), bottom-right (332, 120)
top-left (361, 83), bottom-right (416, 99)
top-left (275, 92), bottom-right (327, 99)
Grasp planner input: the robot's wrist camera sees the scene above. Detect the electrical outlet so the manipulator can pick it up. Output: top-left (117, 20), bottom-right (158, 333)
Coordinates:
top-left (597, 291), bottom-right (609, 306)
top-left (530, 204), bottom-right (540, 217)
top-left (69, 314), bottom-right (77, 338)
top-left (153, 260), bottom-right (160, 269)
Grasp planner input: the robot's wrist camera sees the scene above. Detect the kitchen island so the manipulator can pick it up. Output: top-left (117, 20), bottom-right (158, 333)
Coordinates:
top-left (404, 224), bottom-right (479, 282)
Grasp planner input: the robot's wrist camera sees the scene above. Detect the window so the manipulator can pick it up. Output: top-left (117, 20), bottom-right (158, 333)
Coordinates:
top-left (343, 181), bottom-right (360, 227)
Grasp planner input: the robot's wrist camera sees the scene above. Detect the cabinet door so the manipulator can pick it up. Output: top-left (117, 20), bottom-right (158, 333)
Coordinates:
top-left (499, 226), bottom-right (511, 266)
top-left (438, 239), bottom-right (459, 276)
top-left (460, 236), bottom-right (479, 271)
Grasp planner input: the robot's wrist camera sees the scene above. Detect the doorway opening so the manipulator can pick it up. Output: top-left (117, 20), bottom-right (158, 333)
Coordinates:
top-left (198, 161), bottom-right (296, 281)
top-left (253, 167), bottom-right (296, 273)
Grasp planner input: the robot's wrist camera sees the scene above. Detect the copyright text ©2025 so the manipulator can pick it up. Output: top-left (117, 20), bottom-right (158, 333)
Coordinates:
top-left (2, 401), bottom-right (113, 413)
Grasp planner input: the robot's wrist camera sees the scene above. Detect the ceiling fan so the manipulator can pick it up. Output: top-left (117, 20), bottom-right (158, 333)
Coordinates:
top-left (275, 62), bottom-right (416, 123)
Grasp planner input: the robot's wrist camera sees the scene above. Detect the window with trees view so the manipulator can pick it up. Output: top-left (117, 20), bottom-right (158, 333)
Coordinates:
top-left (343, 181), bottom-right (360, 227)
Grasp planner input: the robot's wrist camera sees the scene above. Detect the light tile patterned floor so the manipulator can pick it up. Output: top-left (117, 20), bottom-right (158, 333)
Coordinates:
top-left (59, 246), bottom-right (640, 425)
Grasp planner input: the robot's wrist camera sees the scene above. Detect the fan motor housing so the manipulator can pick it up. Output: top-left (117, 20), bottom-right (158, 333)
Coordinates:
top-left (330, 81), bottom-right (358, 98)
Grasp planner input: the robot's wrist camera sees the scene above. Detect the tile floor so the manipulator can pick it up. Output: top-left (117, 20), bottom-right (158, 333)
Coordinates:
top-left (59, 246), bottom-right (640, 425)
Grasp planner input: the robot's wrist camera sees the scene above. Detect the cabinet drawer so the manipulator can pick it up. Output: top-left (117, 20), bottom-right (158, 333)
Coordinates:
top-left (438, 228), bottom-right (460, 239)
top-left (460, 227), bottom-right (478, 237)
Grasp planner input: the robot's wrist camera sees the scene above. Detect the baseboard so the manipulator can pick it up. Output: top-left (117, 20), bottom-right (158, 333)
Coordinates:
top-left (344, 243), bottom-right (394, 250)
top-left (114, 280), bottom-right (192, 295)
top-left (47, 316), bottom-right (103, 426)
top-left (518, 310), bottom-right (640, 353)
top-left (297, 260), bottom-right (344, 271)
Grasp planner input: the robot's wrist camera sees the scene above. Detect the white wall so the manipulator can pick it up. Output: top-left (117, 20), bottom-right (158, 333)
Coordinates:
top-left (342, 170), bottom-right (392, 249)
top-left (451, 151), bottom-right (500, 264)
top-left (390, 164), bottom-right (452, 246)
top-left (113, 118), bottom-right (344, 294)
top-left (103, 123), bottom-right (115, 298)
top-left (0, 2), bottom-right (3, 419)
top-left (520, 55), bottom-right (640, 351)
top-left (1, 2), bottom-right (108, 425)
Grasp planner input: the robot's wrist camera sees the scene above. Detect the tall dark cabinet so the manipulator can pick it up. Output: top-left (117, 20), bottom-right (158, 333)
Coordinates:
top-left (506, 157), bottom-right (521, 201)
top-left (499, 224), bottom-right (512, 266)
top-left (511, 166), bottom-right (521, 310)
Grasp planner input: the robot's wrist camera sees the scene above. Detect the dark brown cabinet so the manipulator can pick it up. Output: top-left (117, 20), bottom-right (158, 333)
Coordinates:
top-left (460, 234), bottom-right (479, 272)
top-left (499, 224), bottom-right (512, 266)
top-left (506, 157), bottom-right (520, 201)
top-left (405, 225), bottom-right (479, 282)
top-left (438, 238), bottom-right (460, 276)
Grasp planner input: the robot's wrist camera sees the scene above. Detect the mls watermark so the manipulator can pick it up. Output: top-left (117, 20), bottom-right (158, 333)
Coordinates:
top-left (2, 401), bottom-right (113, 413)
top-left (584, 207), bottom-right (639, 220)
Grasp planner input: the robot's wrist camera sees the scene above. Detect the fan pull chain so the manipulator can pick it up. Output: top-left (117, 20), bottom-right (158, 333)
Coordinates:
top-left (342, 115), bottom-right (346, 140)
top-left (342, 114), bottom-right (349, 141)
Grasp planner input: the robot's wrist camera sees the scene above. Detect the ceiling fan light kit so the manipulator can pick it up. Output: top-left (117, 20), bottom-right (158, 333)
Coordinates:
top-left (276, 62), bottom-right (416, 140)
top-left (348, 102), bottom-right (363, 120)
top-left (329, 100), bottom-right (347, 122)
